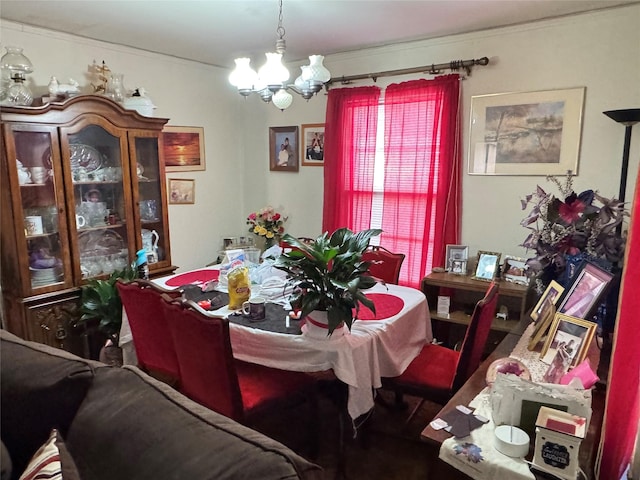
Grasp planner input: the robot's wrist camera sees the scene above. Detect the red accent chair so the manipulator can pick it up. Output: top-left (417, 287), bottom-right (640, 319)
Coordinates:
top-left (116, 279), bottom-right (182, 387)
top-left (361, 246), bottom-right (406, 284)
top-left (162, 298), bottom-right (319, 456)
top-left (382, 282), bottom-right (499, 421)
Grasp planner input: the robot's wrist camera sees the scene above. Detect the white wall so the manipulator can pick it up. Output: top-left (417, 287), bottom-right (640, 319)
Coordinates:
top-left (2, 4), bottom-right (639, 273)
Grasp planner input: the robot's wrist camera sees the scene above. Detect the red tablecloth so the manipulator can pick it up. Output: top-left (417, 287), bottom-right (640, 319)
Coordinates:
top-left (165, 269), bottom-right (220, 287)
top-left (357, 293), bottom-right (405, 320)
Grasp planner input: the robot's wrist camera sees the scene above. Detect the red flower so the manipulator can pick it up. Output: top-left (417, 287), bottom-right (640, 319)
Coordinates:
top-left (248, 213), bottom-right (256, 221)
top-left (273, 213), bottom-right (280, 221)
top-left (558, 196), bottom-right (585, 224)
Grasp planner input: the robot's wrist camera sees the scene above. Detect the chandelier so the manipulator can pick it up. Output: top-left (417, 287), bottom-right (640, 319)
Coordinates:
top-left (228, 0), bottom-right (331, 110)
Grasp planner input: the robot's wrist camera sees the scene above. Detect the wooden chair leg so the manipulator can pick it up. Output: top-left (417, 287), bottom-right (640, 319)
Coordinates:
top-left (405, 398), bottom-right (426, 425)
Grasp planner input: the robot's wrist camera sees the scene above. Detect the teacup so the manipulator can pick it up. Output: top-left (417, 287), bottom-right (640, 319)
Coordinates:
top-left (29, 167), bottom-right (50, 184)
top-left (242, 297), bottom-right (266, 321)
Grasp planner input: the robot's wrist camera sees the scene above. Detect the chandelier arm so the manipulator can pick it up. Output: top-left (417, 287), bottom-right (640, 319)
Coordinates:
top-left (326, 56), bottom-right (490, 87)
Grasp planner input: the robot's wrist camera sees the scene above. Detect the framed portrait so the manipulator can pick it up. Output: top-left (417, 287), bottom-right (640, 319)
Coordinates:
top-left (468, 87), bottom-right (585, 175)
top-left (472, 250), bottom-right (501, 282)
top-left (162, 126), bottom-right (206, 172)
top-left (531, 280), bottom-right (565, 321)
top-left (558, 261), bottom-right (613, 320)
top-left (540, 313), bottom-right (597, 368)
top-left (269, 126), bottom-right (299, 172)
top-left (502, 255), bottom-right (529, 286)
top-left (301, 123), bottom-right (325, 166)
top-left (528, 302), bottom-right (556, 351)
top-left (168, 178), bottom-right (195, 204)
top-left (445, 245), bottom-right (469, 274)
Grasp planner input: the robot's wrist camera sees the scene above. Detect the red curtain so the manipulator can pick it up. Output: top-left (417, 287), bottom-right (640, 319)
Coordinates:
top-left (597, 170), bottom-right (640, 479)
top-left (322, 86), bottom-right (380, 233)
top-left (381, 75), bottom-right (462, 286)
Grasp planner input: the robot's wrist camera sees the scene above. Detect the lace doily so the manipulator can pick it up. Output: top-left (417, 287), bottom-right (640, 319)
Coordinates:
top-left (507, 323), bottom-right (550, 382)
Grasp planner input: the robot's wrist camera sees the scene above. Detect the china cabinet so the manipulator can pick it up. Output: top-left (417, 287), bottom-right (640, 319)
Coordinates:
top-left (1, 95), bottom-right (175, 356)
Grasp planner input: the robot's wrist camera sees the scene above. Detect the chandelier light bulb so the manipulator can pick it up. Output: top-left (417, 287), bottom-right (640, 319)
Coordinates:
top-left (258, 52), bottom-right (289, 90)
top-left (229, 57), bottom-right (257, 93)
top-left (272, 88), bottom-right (293, 110)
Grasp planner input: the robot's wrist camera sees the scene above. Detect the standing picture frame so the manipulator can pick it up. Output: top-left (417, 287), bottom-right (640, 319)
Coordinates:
top-left (531, 280), bottom-right (565, 321)
top-left (558, 261), bottom-right (613, 319)
top-left (502, 255), bottom-right (529, 286)
top-left (269, 126), bottom-right (299, 172)
top-left (162, 126), bottom-right (206, 172)
top-left (301, 123), bottom-right (325, 166)
top-left (540, 313), bottom-right (597, 368)
top-left (445, 245), bottom-right (469, 274)
top-left (168, 178), bottom-right (195, 204)
top-left (473, 251), bottom-right (501, 282)
top-left (468, 87), bottom-right (585, 175)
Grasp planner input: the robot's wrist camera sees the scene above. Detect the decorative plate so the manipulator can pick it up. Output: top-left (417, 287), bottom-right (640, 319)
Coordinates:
top-left (78, 230), bottom-right (125, 257)
top-left (485, 357), bottom-right (531, 386)
top-left (69, 144), bottom-right (103, 172)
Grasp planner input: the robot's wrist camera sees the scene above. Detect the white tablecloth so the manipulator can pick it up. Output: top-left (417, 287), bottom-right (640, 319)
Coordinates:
top-left (120, 271), bottom-right (432, 420)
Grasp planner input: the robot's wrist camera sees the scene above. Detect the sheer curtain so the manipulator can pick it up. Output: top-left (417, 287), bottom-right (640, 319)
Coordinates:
top-left (322, 86), bottom-right (380, 233)
top-left (323, 76), bottom-right (461, 287)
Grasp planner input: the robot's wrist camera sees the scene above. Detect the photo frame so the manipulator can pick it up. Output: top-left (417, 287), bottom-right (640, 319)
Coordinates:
top-left (168, 178), bottom-right (195, 204)
top-left (269, 126), bottom-right (299, 172)
top-left (558, 261), bottom-right (613, 320)
top-left (445, 245), bottom-right (469, 274)
top-left (162, 126), bottom-right (206, 172)
top-left (473, 250), bottom-right (501, 282)
top-left (528, 302), bottom-right (556, 351)
top-left (468, 87), bottom-right (585, 175)
top-left (501, 255), bottom-right (529, 285)
top-left (531, 280), bottom-right (565, 321)
top-left (301, 123), bottom-right (325, 166)
top-left (540, 313), bottom-right (597, 368)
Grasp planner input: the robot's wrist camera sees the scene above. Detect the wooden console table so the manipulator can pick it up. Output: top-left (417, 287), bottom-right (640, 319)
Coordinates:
top-left (419, 319), bottom-right (604, 479)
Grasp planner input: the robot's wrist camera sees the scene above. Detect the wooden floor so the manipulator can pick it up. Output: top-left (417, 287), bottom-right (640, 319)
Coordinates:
top-left (252, 388), bottom-right (443, 480)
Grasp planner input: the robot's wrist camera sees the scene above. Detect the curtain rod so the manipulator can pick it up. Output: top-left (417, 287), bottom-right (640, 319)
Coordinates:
top-left (326, 56), bottom-right (489, 87)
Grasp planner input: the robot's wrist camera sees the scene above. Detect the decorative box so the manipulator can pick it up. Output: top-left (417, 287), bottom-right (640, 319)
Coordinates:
top-left (533, 406), bottom-right (586, 480)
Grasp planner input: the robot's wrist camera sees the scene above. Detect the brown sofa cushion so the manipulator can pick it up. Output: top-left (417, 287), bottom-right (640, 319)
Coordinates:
top-left (0, 331), bottom-right (96, 478)
top-left (67, 366), bottom-right (322, 480)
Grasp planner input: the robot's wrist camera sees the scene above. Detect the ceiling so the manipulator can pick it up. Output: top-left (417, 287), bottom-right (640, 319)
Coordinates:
top-left (1, 0), bottom-right (637, 70)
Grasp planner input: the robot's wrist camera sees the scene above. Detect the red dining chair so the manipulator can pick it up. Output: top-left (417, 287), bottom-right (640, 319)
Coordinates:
top-left (361, 245), bottom-right (406, 284)
top-left (382, 281), bottom-right (499, 422)
top-left (162, 298), bottom-right (319, 456)
top-left (116, 279), bottom-right (182, 387)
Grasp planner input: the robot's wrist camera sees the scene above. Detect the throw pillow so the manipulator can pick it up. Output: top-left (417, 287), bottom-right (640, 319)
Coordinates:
top-left (18, 429), bottom-right (80, 480)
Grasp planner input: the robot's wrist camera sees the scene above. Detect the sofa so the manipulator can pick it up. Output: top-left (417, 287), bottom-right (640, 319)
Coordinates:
top-left (0, 330), bottom-right (322, 480)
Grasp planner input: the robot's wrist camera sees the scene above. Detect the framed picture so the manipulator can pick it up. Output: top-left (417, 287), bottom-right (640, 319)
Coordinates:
top-left (540, 313), bottom-right (597, 368)
top-left (531, 280), bottom-right (565, 321)
top-left (502, 255), bottom-right (529, 286)
top-left (558, 261), bottom-right (613, 320)
top-left (269, 126), bottom-right (299, 172)
top-left (528, 302), bottom-right (556, 351)
top-left (162, 126), bottom-right (206, 172)
top-left (468, 87), bottom-right (585, 175)
top-left (168, 178), bottom-right (195, 204)
top-left (472, 250), bottom-right (501, 282)
top-left (450, 260), bottom-right (467, 275)
top-left (301, 123), bottom-right (325, 166)
top-left (445, 245), bottom-right (469, 274)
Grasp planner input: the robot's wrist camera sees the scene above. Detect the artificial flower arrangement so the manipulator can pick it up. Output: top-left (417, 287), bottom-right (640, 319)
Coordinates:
top-left (246, 206), bottom-right (287, 247)
top-left (520, 171), bottom-right (627, 290)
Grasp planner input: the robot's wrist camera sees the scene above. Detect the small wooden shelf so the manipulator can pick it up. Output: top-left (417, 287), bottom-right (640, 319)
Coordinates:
top-left (429, 309), bottom-right (520, 333)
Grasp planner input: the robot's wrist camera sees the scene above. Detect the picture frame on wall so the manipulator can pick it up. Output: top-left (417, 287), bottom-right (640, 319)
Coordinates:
top-left (558, 261), bottom-right (613, 320)
top-left (162, 126), bottom-right (206, 172)
top-left (468, 87), bottom-right (585, 175)
top-left (472, 250), bottom-right (501, 282)
top-left (301, 123), bottom-right (325, 166)
top-left (269, 126), bottom-right (299, 172)
top-left (168, 178), bottom-right (195, 204)
top-left (540, 313), bottom-right (597, 368)
top-left (445, 245), bottom-right (469, 274)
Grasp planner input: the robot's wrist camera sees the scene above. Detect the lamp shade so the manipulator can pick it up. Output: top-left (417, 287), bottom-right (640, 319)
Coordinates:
top-left (1, 46), bottom-right (33, 74)
top-left (302, 55), bottom-right (330, 83)
top-left (272, 88), bottom-right (293, 110)
top-left (603, 109), bottom-right (640, 126)
top-left (258, 52), bottom-right (289, 89)
top-left (229, 58), bottom-right (257, 92)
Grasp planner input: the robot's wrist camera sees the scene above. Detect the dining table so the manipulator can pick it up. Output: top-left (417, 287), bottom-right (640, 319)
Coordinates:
top-left (120, 264), bottom-right (433, 421)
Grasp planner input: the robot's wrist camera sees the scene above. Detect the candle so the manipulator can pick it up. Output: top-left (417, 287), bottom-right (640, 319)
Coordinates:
top-left (285, 315), bottom-right (290, 328)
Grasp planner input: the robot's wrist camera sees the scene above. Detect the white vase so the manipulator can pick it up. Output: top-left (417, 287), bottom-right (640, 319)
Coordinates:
top-left (302, 310), bottom-right (345, 340)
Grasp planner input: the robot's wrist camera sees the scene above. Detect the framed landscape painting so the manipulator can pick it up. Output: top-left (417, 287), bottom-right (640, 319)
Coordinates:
top-left (468, 87), bottom-right (585, 175)
top-left (162, 126), bottom-right (206, 172)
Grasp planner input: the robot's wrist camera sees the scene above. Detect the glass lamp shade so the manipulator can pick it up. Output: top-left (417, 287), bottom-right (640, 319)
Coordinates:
top-left (294, 67), bottom-right (316, 100)
top-left (1, 46), bottom-right (33, 74)
top-left (302, 55), bottom-right (330, 84)
top-left (229, 58), bottom-right (258, 94)
top-left (272, 88), bottom-right (293, 110)
top-left (258, 52), bottom-right (289, 90)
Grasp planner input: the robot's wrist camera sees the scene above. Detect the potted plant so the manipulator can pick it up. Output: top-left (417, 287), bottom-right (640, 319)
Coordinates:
top-left (78, 264), bottom-right (138, 364)
top-left (274, 228), bottom-right (382, 336)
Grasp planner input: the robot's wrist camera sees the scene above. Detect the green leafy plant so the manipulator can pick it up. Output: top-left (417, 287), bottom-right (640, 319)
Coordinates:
top-left (274, 228), bottom-right (382, 335)
top-left (78, 264), bottom-right (138, 343)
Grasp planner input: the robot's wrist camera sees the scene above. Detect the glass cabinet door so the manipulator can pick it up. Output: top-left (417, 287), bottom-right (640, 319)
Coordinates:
top-left (131, 133), bottom-right (170, 271)
top-left (63, 124), bottom-right (134, 280)
top-left (9, 127), bottom-right (72, 293)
